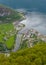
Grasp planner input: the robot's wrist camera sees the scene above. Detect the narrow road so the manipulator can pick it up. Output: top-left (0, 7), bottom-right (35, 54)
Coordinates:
top-left (12, 34), bottom-right (22, 52)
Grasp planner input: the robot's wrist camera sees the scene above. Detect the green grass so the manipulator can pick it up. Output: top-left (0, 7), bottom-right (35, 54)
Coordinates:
top-left (0, 23), bottom-right (14, 32)
top-left (5, 35), bottom-right (15, 49)
top-left (0, 23), bottom-right (16, 50)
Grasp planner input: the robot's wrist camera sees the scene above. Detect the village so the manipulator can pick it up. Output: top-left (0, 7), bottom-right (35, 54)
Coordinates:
top-left (16, 23), bottom-right (46, 49)
top-left (0, 5), bottom-right (46, 53)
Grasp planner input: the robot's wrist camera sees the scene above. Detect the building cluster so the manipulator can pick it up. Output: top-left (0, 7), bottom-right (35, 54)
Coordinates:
top-left (21, 29), bottom-right (46, 47)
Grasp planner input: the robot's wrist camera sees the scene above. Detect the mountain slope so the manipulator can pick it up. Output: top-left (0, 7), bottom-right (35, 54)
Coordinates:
top-left (0, 5), bottom-right (23, 23)
top-left (0, 43), bottom-right (46, 65)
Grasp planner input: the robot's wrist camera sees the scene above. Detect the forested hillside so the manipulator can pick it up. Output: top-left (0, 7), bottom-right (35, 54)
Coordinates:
top-left (0, 43), bottom-right (46, 65)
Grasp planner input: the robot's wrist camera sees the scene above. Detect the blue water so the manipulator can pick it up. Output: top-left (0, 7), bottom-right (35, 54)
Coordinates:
top-left (0, 0), bottom-right (46, 13)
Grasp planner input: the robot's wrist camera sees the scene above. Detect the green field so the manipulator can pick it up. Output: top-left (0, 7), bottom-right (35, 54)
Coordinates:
top-left (0, 23), bottom-right (16, 50)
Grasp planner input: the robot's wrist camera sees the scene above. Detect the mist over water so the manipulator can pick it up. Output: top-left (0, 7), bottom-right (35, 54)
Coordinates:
top-left (20, 11), bottom-right (46, 35)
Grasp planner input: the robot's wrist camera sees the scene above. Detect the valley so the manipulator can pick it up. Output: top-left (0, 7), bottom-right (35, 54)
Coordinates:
top-left (0, 5), bottom-right (46, 53)
top-left (0, 0), bottom-right (46, 65)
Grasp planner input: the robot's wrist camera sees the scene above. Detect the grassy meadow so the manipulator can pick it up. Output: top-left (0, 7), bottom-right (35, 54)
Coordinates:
top-left (0, 23), bottom-right (16, 50)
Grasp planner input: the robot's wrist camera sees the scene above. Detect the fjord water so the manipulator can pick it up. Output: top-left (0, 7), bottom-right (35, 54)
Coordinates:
top-left (0, 0), bottom-right (46, 13)
top-left (0, 0), bottom-right (46, 35)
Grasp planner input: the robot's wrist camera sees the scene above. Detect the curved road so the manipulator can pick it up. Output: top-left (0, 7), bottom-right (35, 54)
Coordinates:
top-left (12, 34), bottom-right (22, 52)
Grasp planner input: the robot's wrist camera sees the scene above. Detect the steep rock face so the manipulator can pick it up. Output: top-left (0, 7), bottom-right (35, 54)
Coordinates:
top-left (0, 5), bottom-right (23, 23)
top-left (0, 5), bottom-right (13, 23)
top-left (0, 5), bottom-right (13, 17)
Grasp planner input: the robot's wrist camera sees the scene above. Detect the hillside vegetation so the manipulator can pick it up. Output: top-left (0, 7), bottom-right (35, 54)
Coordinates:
top-left (0, 43), bottom-right (46, 65)
top-left (0, 5), bottom-right (23, 23)
top-left (0, 5), bottom-right (24, 51)
top-left (0, 23), bottom-right (16, 51)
